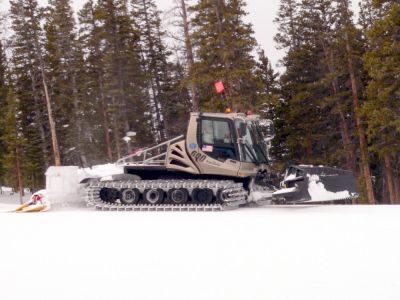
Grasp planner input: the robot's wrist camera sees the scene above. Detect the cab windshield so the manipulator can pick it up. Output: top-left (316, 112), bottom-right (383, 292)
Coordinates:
top-left (235, 120), bottom-right (269, 164)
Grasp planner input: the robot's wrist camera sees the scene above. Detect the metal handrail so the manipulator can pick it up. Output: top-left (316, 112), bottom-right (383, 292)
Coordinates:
top-left (116, 135), bottom-right (185, 166)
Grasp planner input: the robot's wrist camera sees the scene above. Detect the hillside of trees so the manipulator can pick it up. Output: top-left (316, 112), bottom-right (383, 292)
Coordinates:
top-left (0, 0), bottom-right (399, 204)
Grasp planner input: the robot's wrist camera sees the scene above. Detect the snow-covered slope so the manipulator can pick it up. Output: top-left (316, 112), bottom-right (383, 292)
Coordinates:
top-left (0, 205), bottom-right (399, 300)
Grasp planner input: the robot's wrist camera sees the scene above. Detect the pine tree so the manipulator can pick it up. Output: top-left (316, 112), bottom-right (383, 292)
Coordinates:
top-left (0, 89), bottom-right (27, 202)
top-left (335, 0), bottom-right (376, 204)
top-left (273, 0), bottom-right (366, 182)
top-left (168, 0), bottom-right (199, 112)
top-left (303, 0), bottom-right (356, 172)
top-left (178, 0), bottom-right (199, 111)
top-left (363, 1), bottom-right (400, 203)
top-left (131, 0), bottom-right (173, 141)
top-left (359, 0), bottom-right (381, 33)
top-left (274, 0), bottom-right (300, 50)
top-left (97, 0), bottom-right (153, 156)
top-left (254, 49), bottom-right (284, 162)
top-left (275, 0), bottom-right (336, 165)
top-left (44, 0), bottom-right (88, 166)
top-left (189, 0), bottom-right (259, 111)
top-left (162, 60), bottom-right (192, 137)
top-left (0, 41), bottom-right (7, 184)
top-left (78, 0), bottom-right (114, 162)
top-left (9, 0), bottom-right (61, 168)
top-left (9, 0), bottom-right (50, 186)
top-left (254, 49), bottom-right (279, 119)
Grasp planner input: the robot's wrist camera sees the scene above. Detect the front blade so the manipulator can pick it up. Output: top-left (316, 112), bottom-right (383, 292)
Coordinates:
top-left (272, 165), bottom-right (358, 204)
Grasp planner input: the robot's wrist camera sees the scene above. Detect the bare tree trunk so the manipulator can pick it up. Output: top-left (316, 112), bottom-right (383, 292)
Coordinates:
top-left (32, 27), bottom-right (61, 166)
top-left (382, 162), bottom-right (388, 204)
top-left (150, 79), bottom-right (163, 141)
top-left (71, 74), bottom-right (87, 167)
top-left (288, 0), bottom-right (297, 49)
top-left (41, 70), bottom-right (61, 166)
top-left (111, 95), bottom-right (121, 159)
top-left (142, 0), bottom-right (167, 141)
top-left (179, 0), bottom-right (199, 111)
top-left (15, 145), bottom-right (24, 204)
top-left (322, 44), bottom-right (356, 174)
top-left (30, 75), bottom-right (50, 168)
top-left (306, 130), bottom-right (313, 162)
top-left (344, 32), bottom-right (375, 204)
top-left (88, 5), bottom-right (113, 162)
top-left (384, 153), bottom-right (397, 204)
top-left (99, 79), bottom-right (113, 162)
top-left (395, 176), bottom-right (400, 204)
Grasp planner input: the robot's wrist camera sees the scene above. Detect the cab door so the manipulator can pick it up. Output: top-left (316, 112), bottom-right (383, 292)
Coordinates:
top-left (187, 116), bottom-right (241, 177)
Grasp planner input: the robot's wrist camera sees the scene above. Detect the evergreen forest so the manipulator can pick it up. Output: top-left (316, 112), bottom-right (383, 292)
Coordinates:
top-left (0, 0), bottom-right (399, 204)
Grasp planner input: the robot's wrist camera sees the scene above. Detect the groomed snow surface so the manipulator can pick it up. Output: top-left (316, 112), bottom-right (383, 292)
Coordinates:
top-left (1, 204), bottom-right (400, 300)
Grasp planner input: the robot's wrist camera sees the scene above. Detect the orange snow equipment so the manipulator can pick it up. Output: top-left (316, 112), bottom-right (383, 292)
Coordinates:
top-left (215, 81), bottom-right (225, 94)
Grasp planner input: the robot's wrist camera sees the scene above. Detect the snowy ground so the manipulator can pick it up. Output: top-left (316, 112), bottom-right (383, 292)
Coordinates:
top-left (0, 193), bottom-right (32, 211)
top-left (1, 201), bottom-right (400, 300)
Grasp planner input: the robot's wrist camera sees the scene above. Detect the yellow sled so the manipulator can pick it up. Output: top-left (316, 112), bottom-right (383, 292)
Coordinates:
top-left (14, 203), bottom-right (48, 212)
top-left (14, 190), bottom-right (50, 212)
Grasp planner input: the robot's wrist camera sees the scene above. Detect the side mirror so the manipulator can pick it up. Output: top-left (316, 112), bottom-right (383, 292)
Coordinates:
top-left (258, 119), bottom-right (275, 141)
top-left (239, 123), bottom-right (247, 137)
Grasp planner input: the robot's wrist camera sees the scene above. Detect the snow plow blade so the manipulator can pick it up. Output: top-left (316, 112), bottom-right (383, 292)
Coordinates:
top-left (272, 165), bottom-right (358, 204)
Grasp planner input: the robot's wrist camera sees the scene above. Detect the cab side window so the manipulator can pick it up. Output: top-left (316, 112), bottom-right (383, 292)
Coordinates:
top-left (200, 119), bottom-right (236, 161)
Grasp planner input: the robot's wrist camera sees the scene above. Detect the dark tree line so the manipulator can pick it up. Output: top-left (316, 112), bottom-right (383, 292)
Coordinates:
top-left (274, 0), bottom-right (400, 203)
top-left (0, 0), bottom-right (399, 204)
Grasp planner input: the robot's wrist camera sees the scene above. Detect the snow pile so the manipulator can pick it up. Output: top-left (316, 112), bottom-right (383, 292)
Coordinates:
top-left (308, 174), bottom-right (350, 201)
top-left (0, 186), bottom-right (14, 194)
top-left (284, 173), bottom-right (298, 181)
top-left (77, 163), bottom-right (123, 182)
top-left (272, 187), bottom-right (297, 195)
top-left (250, 190), bottom-right (274, 202)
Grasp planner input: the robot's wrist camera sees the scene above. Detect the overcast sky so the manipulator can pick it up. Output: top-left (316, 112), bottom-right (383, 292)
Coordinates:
top-left (0, 0), bottom-right (361, 70)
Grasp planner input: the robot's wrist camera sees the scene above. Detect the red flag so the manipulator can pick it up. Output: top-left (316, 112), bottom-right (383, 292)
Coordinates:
top-left (215, 81), bottom-right (225, 94)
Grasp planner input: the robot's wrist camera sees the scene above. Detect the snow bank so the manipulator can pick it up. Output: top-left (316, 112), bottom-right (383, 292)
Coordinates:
top-left (0, 186), bottom-right (14, 194)
top-left (308, 174), bottom-right (351, 201)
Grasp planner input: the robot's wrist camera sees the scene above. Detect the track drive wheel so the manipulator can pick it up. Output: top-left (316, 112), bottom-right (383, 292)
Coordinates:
top-left (167, 188), bottom-right (189, 204)
top-left (192, 188), bottom-right (213, 204)
top-left (143, 188), bottom-right (165, 204)
top-left (100, 188), bottom-right (119, 204)
top-left (216, 188), bottom-right (228, 204)
top-left (120, 188), bottom-right (140, 205)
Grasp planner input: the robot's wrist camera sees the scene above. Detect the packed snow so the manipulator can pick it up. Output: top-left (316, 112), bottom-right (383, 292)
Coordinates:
top-left (308, 174), bottom-right (351, 201)
top-left (272, 186), bottom-right (297, 195)
top-left (1, 201), bottom-right (400, 300)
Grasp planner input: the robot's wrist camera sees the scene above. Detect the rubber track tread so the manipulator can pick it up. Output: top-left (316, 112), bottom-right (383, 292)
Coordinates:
top-left (84, 179), bottom-right (248, 211)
